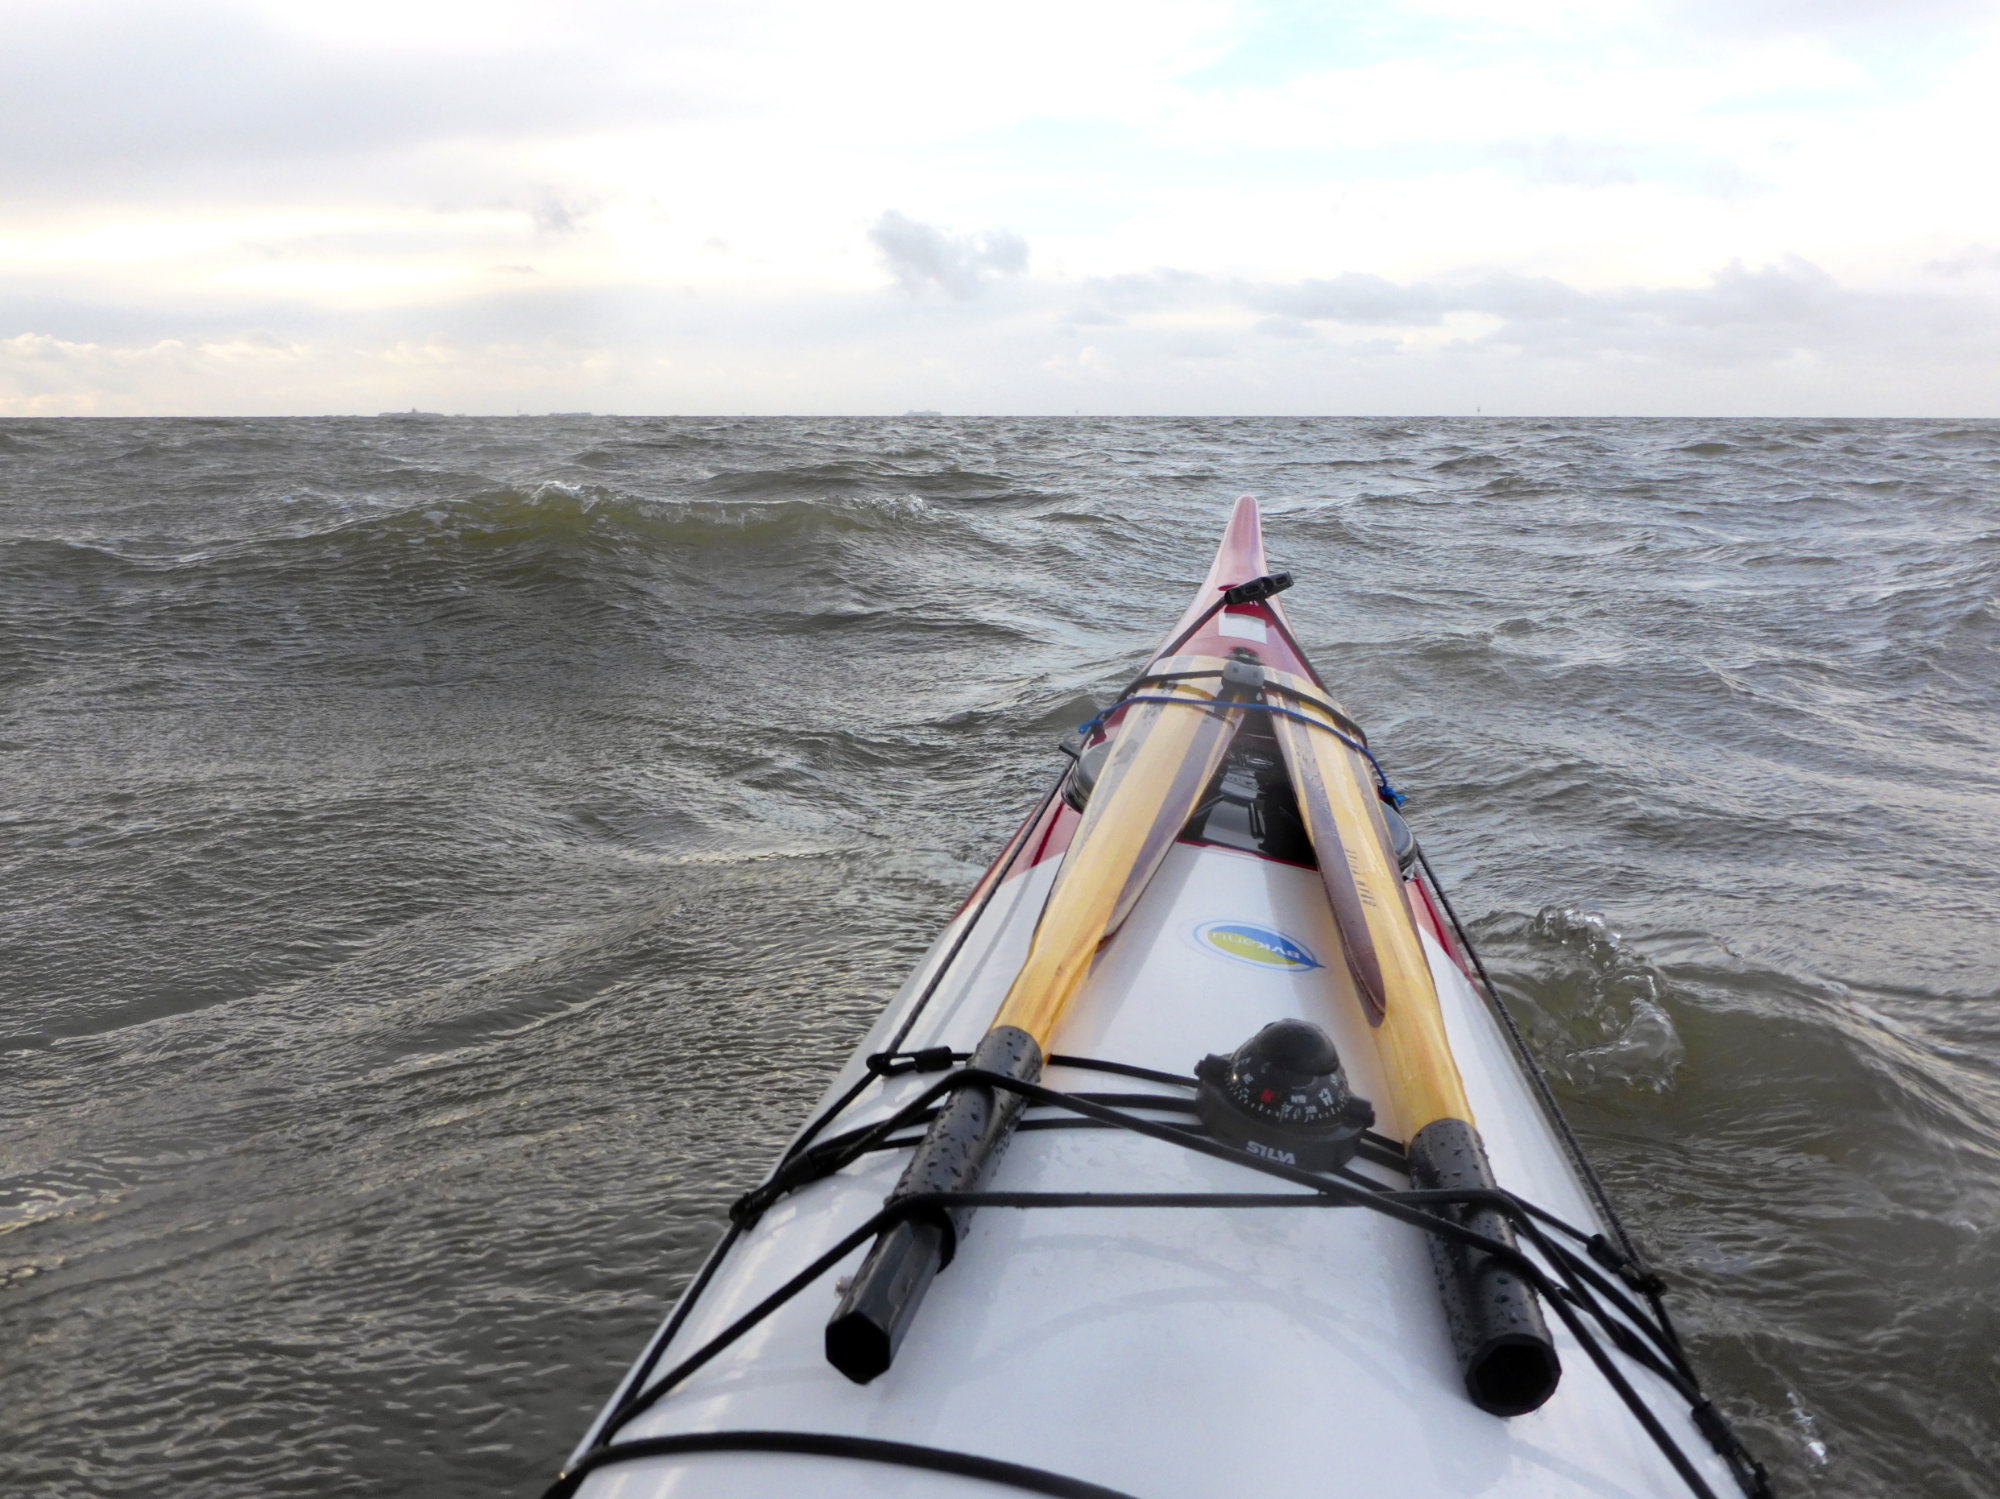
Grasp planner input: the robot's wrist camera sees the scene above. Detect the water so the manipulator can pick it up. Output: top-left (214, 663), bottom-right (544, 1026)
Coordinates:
top-left (2, 415), bottom-right (1996, 1497)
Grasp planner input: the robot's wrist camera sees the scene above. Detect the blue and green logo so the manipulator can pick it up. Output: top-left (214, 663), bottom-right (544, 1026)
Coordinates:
top-left (1193, 921), bottom-right (1321, 972)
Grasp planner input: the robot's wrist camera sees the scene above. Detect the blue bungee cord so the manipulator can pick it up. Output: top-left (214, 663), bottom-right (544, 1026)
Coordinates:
top-left (1074, 694), bottom-right (1406, 809)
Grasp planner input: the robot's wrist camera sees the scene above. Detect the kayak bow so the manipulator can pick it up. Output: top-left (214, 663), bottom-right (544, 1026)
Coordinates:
top-left (547, 496), bottom-right (1770, 1499)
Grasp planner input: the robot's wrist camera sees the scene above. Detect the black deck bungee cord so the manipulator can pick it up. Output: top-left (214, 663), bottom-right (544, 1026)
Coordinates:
top-left (779, 1106), bottom-right (1677, 1386)
top-left (550, 1429), bottom-right (1143, 1499)
top-left (1118, 665), bottom-right (1371, 744)
top-left (545, 1060), bottom-right (1769, 1499)
top-left (744, 1065), bottom-right (1700, 1390)
top-left (1075, 691), bottom-right (1406, 807)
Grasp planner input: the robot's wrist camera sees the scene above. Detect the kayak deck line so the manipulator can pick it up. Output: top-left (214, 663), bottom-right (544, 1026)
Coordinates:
top-left (545, 1048), bottom-right (1766, 1499)
top-left (1094, 657), bottom-right (1403, 806)
top-left (547, 496), bottom-right (1774, 1499)
top-left (1075, 693), bottom-right (1406, 808)
top-left (547, 1428), bottom-right (1145, 1499)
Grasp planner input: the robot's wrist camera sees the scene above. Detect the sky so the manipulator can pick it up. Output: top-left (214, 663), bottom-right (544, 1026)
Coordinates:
top-left (4, 0), bottom-right (1999, 416)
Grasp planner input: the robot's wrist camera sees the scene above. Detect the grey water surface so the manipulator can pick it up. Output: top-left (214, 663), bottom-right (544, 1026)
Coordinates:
top-left (2, 416), bottom-right (1996, 1497)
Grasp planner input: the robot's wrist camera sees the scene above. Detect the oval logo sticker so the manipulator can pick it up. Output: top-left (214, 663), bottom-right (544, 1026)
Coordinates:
top-left (1193, 921), bottom-right (1321, 972)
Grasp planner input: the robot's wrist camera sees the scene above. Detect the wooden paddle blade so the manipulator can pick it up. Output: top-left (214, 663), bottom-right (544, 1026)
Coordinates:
top-left (1278, 722), bottom-right (1389, 1025)
top-left (1267, 676), bottom-right (1473, 1136)
top-left (993, 669), bottom-right (1241, 1048)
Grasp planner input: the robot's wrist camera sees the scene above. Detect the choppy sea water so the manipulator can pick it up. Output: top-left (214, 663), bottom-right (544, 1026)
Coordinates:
top-left (2, 415), bottom-right (1996, 1497)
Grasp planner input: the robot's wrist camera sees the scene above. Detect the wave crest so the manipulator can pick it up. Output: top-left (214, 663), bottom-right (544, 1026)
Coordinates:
top-left (1488, 906), bottom-right (1689, 1093)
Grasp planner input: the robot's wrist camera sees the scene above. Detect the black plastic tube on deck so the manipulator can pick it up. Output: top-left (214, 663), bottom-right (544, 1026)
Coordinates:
top-left (1406, 1117), bottom-right (1562, 1416)
top-left (825, 1027), bottom-right (1043, 1382)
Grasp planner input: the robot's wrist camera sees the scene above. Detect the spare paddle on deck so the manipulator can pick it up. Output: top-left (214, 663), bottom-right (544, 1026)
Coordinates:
top-left (1265, 665), bottom-right (1562, 1418)
top-left (825, 662), bottom-right (1252, 1382)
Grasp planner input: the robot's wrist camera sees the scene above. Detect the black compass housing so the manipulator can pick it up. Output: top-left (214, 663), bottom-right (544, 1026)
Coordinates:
top-left (1194, 1020), bottom-right (1375, 1171)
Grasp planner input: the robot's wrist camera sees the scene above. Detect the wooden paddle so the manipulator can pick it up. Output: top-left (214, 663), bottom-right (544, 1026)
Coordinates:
top-left (1265, 664), bottom-right (1562, 1417)
top-left (825, 660), bottom-right (1250, 1382)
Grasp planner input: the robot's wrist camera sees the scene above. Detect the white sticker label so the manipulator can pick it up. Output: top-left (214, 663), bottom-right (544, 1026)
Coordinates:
top-left (1216, 612), bottom-right (1268, 641)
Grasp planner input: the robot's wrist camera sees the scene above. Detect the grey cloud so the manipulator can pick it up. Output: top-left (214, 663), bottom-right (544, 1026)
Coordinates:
top-left (531, 190), bottom-right (598, 237)
top-left (0, 2), bottom-right (691, 198)
top-left (8, 261), bottom-right (1999, 415)
top-left (870, 211), bottom-right (1028, 299)
top-left (1244, 260), bottom-right (1838, 349)
top-left (1062, 256), bottom-right (1999, 373)
top-left (1926, 246), bottom-right (2000, 277)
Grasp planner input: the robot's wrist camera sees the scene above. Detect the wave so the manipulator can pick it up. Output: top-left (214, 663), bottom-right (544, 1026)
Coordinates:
top-left (343, 482), bottom-right (943, 550)
top-left (693, 459), bottom-right (1039, 506)
top-left (1484, 906), bottom-right (1688, 1093)
top-left (1, 482), bottom-right (952, 581)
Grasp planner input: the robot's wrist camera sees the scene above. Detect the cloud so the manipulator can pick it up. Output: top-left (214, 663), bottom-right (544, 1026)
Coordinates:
top-left (1248, 274), bottom-right (1449, 327)
top-left (3, 0), bottom-right (1998, 414)
top-left (1493, 136), bottom-right (1641, 189)
top-left (1243, 257), bottom-right (1996, 364)
top-left (869, 211), bottom-right (1028, 299)
top-left (530, 191), bottom-right (594, 237)
top-left (1926, 245), bottom-right (2000, 277)
top-left (7, 253), bottom-right (1997, 418)
top-left (0, 1), bottom-right (670, 199)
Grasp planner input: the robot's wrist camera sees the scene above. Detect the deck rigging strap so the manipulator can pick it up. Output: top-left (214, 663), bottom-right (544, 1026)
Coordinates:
top-left (1077, 691), bottom-right (1406, 808)
top-left (1119, 664), bottom-right (1371, 744)
top-left (547, 1058), bottom-right (1771, 1499)
top-left (546, 1429), bottom-right (1143, 1499)
top-left (1151, 569), bottom-right (1332, 695)
top-left (1154, 569), bottom-right (1295, 660)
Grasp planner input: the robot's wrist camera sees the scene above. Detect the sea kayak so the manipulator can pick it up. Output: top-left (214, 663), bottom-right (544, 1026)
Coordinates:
top-left (545, 497), bottom-right (1769, 1499)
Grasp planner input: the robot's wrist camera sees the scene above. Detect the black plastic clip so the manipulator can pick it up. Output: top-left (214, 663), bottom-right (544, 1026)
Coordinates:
top-left (1690, 1399), bottom-right (1731, 1446)
top-left (1219, 656), bottom-right (1265, 696)
top-left (866, 1047), bottom-right (958, 1076)
top-left (1220, 571), bottom-right (1293, 605)
top-left (1586, 1233), bottom-right (1667, 1296)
